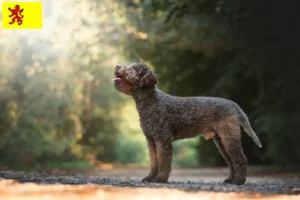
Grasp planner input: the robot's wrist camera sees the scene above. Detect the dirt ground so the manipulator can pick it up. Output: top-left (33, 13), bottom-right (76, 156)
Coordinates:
top-left (0, 167), bottom-right (299, 200)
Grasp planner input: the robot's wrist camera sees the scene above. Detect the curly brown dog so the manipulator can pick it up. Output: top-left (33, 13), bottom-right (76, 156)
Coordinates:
top-left (113, 62), bottom-right (262, 185)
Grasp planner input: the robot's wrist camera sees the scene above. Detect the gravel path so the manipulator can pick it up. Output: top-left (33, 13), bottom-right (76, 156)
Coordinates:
top-left (0, 168), bottom-right (299, 199)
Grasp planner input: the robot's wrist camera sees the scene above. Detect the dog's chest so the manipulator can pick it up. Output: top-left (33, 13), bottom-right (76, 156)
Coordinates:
top-left (138, 106), bottom-right (170, 135)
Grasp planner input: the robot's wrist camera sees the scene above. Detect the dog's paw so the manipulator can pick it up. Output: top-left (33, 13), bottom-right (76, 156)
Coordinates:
top-left (223, 178), bottom-right (233, 184)
top-left (148, 175), bottom-right (168, 183)
top-left (233, 178), bottom-right (246, 185)
top-left (141, 175), bottom-right (155, 182)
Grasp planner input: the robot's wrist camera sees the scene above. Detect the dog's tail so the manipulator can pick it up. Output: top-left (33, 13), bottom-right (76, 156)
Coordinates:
top-left (235, 104), bottom-right (262, 148)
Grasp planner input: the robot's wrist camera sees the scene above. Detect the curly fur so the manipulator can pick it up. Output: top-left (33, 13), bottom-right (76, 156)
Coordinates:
top-left (113, 62), bottom-right (262, 185)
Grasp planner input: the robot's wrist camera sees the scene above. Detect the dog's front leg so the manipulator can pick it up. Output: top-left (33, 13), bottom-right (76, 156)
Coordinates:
top-left (150, 139), bottom-right (173, 183)
top-left (142, 137), bottom-right (158, 182)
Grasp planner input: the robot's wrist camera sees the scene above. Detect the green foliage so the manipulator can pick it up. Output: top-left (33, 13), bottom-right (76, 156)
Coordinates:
top-left (115, 132), bottom-right (148, 164)
top-left (0, 0), bottom-right (130, 168)
top-left (172, 138), bottom-right (200, 167)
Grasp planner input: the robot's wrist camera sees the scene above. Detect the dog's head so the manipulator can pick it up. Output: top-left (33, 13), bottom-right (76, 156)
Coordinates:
top-left (113, 63), bottom-right (157, 95)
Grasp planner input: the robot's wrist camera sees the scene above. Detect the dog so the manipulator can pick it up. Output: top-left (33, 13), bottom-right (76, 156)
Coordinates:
top-left (113, 62), bottom-right (262, 185)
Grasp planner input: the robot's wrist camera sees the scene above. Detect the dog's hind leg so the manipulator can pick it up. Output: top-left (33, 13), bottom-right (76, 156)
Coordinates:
top-left (221, 135), bottom-right (247, 185)
top-left (215, 117), bottom-right (247, 185)
top-left (213, 135), bottom-right (235, 183)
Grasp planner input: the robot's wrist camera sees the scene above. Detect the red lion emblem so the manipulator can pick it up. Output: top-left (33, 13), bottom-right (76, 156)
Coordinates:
top-left (8, 5), bottom-right (24, 25)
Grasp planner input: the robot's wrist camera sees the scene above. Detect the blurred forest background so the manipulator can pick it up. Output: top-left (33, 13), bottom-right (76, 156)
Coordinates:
top-left (0, 0), bottom-right (299, 169)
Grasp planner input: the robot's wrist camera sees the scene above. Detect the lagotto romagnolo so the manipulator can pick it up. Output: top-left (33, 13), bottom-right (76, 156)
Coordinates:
top-left (113, 63), bottom-right (262, 185)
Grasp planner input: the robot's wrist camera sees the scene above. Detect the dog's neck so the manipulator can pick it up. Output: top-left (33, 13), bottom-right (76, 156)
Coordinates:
top-left (132, 87), bottom-right (158, 102)
top-left (132, 87), bottom-right (161, 110)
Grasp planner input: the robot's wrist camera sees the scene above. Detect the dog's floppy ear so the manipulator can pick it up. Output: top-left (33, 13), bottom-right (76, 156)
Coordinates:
top-left (139, 70), bottom-right (157, 88)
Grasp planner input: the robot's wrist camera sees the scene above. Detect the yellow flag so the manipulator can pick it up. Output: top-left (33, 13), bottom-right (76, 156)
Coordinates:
top-left (2, 2), bottom-right (43, 29)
